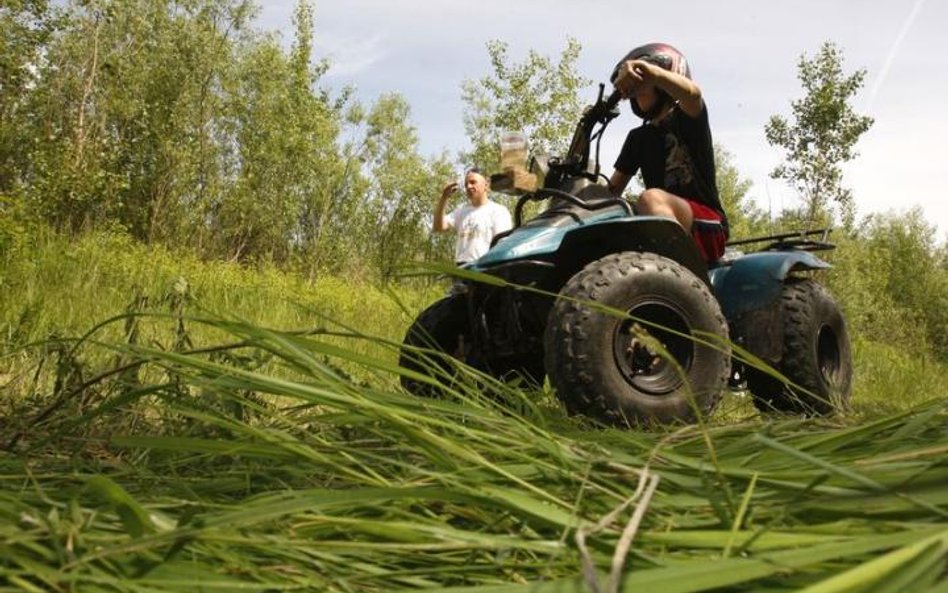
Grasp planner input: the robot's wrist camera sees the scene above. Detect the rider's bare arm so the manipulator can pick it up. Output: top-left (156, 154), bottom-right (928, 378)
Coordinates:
top-left (652, 67), bottom-right (703, 117)
top-left (617, 59), bottom-right (704, 118)
top-left (608, 170), bottom-right (632, 197)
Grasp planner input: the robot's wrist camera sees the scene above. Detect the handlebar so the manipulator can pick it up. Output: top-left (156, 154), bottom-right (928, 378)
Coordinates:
top-left (514, 188), bottom-right (634, 227)
top-left (562, 85), bottom-right (622, 175)
top-left (603, 89), bottom-right (623, 115)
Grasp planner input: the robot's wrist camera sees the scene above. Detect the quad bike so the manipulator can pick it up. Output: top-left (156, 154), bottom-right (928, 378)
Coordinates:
top-left (400, 85), bottom-right (852, 425)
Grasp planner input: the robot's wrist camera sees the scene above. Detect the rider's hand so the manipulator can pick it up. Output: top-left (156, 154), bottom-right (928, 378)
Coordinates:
top-left (613, 59), bottom-right (659, 98)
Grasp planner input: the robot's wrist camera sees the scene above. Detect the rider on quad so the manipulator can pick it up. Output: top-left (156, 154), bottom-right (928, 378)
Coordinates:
top-left (608, 43), bottom-right (729, 265)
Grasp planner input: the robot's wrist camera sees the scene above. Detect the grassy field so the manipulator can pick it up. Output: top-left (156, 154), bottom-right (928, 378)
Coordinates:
top-left (2, 232), bottom-right (947, 591)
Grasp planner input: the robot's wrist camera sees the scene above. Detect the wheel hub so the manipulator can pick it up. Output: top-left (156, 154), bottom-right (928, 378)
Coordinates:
top-left (613, 302), bottom-right (693, 396)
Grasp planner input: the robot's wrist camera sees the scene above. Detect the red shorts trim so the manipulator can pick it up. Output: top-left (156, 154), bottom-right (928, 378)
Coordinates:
top-left (687, 201), bottom-right (726, 264)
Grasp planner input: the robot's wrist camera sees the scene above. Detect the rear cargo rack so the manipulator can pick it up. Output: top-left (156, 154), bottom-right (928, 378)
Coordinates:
top-left (726, 228), bottom-right (836, 253)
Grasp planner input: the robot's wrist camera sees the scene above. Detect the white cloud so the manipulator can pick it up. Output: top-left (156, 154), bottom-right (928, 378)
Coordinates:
top-left (315, 32), bottom-right (387, 77)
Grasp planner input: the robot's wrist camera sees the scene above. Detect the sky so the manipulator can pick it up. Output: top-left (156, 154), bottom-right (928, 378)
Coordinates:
top-left (256, 0), bottom-right (947, 241)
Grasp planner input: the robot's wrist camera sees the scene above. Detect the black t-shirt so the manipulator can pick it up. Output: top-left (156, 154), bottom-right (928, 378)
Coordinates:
top-left (614, 104), bottom-right (727, 228)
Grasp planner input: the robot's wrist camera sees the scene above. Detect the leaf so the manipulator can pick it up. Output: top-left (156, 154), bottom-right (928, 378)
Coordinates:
top-left (84, 475), bottom-right (154, 538)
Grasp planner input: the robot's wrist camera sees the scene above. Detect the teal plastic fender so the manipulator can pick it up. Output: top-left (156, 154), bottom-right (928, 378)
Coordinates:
top-left (471, 214), bottom-right (708, 290)
top-left (470, 209), bottom-right (631, 270)
top-left (710, 251), bottom-right (832, 319)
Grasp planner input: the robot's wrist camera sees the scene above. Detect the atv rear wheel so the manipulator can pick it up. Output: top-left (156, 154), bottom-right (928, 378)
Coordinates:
top-left (544, 252), bottom-right (730, 426)
top-left (399, 296), bottom-right (472, 397)
top-left (747, 279), bottom-right (852, 415)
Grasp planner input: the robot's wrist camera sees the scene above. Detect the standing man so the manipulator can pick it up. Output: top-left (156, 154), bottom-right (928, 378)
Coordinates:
top-left (607, 43), bottom-right (729, 265)
top-left (433, 167), bottom-right (512, 265)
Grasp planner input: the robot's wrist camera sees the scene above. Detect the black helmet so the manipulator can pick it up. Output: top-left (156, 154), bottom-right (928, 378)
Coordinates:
top-left (611, 43), bottom-right (691, 120)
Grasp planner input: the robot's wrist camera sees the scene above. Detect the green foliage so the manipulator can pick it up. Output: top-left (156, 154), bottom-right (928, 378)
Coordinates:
top-left (765, 41), bottom-right (874, 228)
top-left (0, 1), bottom-right (60, 189)
top-left (461, 38), bottom-right (591, 169)
top-left (828, 208), bottom-right (948, 362)
top-left (0, 191), bottom-right (42, 257)
top-left (12, 0), bottom-right (261, 238)
top-left (0, 0), bottom-right (449, 278)
top-left (851, 338), bottom-right (948, 414)
top-left (213, 3), bottom-right (340, 264)
top-left (358, 94), bottom-right (457, 277)
top-left (821, 207), bottom-right (948, 410)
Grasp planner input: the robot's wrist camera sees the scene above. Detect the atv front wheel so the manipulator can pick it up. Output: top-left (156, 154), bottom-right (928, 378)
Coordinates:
top-left (544, 252), bottom-right (730, 426)
top-left (399, 296), bottom-right (472, 397)
top-left (747, 279), bottom-right (852, 415)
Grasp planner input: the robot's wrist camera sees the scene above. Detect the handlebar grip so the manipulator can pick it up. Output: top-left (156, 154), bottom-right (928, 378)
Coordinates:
top-left (605, 90), bottom-right (622, 111)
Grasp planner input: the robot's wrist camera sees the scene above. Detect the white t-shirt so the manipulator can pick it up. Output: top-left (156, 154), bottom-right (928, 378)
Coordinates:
top-left (444, 200), bottom-right (512, 263)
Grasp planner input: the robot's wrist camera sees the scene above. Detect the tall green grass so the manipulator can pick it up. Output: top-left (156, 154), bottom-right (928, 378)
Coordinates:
top-left (1, 312), bottom-right (947, 591)
top-left (4, 230), bottom-right (945, 415)
top-left (1, 229), bottom-right (436, 404)
top-left (2, 230), bottom-right (948, 591)
top-left (2, 228), bottom-right (433, 343)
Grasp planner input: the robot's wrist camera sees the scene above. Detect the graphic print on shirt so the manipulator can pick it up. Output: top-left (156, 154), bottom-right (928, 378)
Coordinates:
top-left (663, 131), bottom-right (695, 191)
top-left (458, 215), bottom-right (492, 246)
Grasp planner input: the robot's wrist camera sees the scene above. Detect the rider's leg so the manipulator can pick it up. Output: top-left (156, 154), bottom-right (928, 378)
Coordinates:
top-left (638, 188), bottom-right (727, 263)
top-left (636, 188), bottom-right (695, 230)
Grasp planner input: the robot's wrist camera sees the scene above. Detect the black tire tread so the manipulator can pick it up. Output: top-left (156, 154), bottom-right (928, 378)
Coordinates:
top-left (747, 279), bottom-right (853, 415)
top-left (399, 296), bottom-right (468, 397)
top-left (544, 252), bottom-right (730, 425)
